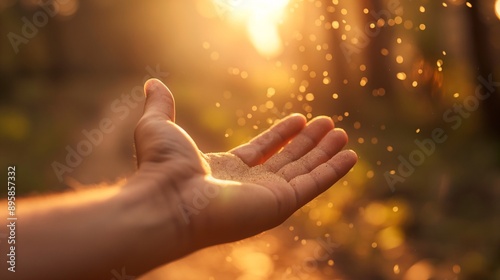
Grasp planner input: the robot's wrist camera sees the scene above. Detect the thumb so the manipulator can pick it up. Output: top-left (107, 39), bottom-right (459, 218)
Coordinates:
top-left (142, 78), bottom-right (175, 122)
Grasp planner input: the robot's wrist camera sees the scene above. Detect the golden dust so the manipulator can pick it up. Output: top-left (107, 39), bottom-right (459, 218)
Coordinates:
top-left (305, 93), bottom-right (315, 101)
top-left (360, 77), bottom-right (368, 87)
top-left (393, 264), bottom-right (400, 274)
top-left (396, 72), bottom-right (407, 81)
top-left (332, 20), bottom-right (340, 29)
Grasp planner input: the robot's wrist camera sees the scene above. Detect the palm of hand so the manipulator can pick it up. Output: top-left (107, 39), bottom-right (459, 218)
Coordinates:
top-left (135, 79), bottom-right (357, 248)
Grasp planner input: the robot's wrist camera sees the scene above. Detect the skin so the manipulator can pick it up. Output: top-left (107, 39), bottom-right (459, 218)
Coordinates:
top-left (0, 79), bottom-right (357, 280)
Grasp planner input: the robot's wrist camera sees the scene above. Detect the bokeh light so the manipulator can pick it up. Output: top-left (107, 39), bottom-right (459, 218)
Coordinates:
top-left (1, 0), bottom-right (500, 279)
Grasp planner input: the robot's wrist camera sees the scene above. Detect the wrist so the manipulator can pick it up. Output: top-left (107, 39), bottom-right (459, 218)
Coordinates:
top-left (116, 171), bottom-right (192, 275)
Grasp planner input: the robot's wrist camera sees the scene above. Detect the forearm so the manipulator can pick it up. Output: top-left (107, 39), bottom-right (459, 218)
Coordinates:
top-left (0, 175), bottom-right (188, 280)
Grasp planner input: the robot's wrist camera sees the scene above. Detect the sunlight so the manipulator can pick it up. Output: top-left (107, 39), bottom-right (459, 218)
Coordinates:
top-left (495, 0), bottom-right (500, 20)
top-left (214, 0), bottom-right (290, 57)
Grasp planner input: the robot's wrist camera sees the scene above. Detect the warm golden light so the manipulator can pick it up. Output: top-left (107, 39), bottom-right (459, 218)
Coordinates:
top-left (214, 0), bottom-right (290, 57)
top-left (495, 0), bottom-right (500, 20)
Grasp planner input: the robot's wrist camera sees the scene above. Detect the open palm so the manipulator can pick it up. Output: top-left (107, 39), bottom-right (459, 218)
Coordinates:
top-left (134, 79), bottom-right (357, 249)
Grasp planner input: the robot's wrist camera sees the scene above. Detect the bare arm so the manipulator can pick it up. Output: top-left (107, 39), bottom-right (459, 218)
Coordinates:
top-left (0, 79), bottom-right (357, 280)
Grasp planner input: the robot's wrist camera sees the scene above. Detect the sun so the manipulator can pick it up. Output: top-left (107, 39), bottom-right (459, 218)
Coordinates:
top-left (214, 0), bottom-right (290, 58)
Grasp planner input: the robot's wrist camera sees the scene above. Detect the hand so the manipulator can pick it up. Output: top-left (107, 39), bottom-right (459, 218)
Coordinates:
top-left (134, 79), bottom-right (357, 250)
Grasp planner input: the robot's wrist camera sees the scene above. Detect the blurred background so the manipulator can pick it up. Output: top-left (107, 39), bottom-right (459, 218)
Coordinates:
top-left (1, 0), bottom-right (500, 279)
